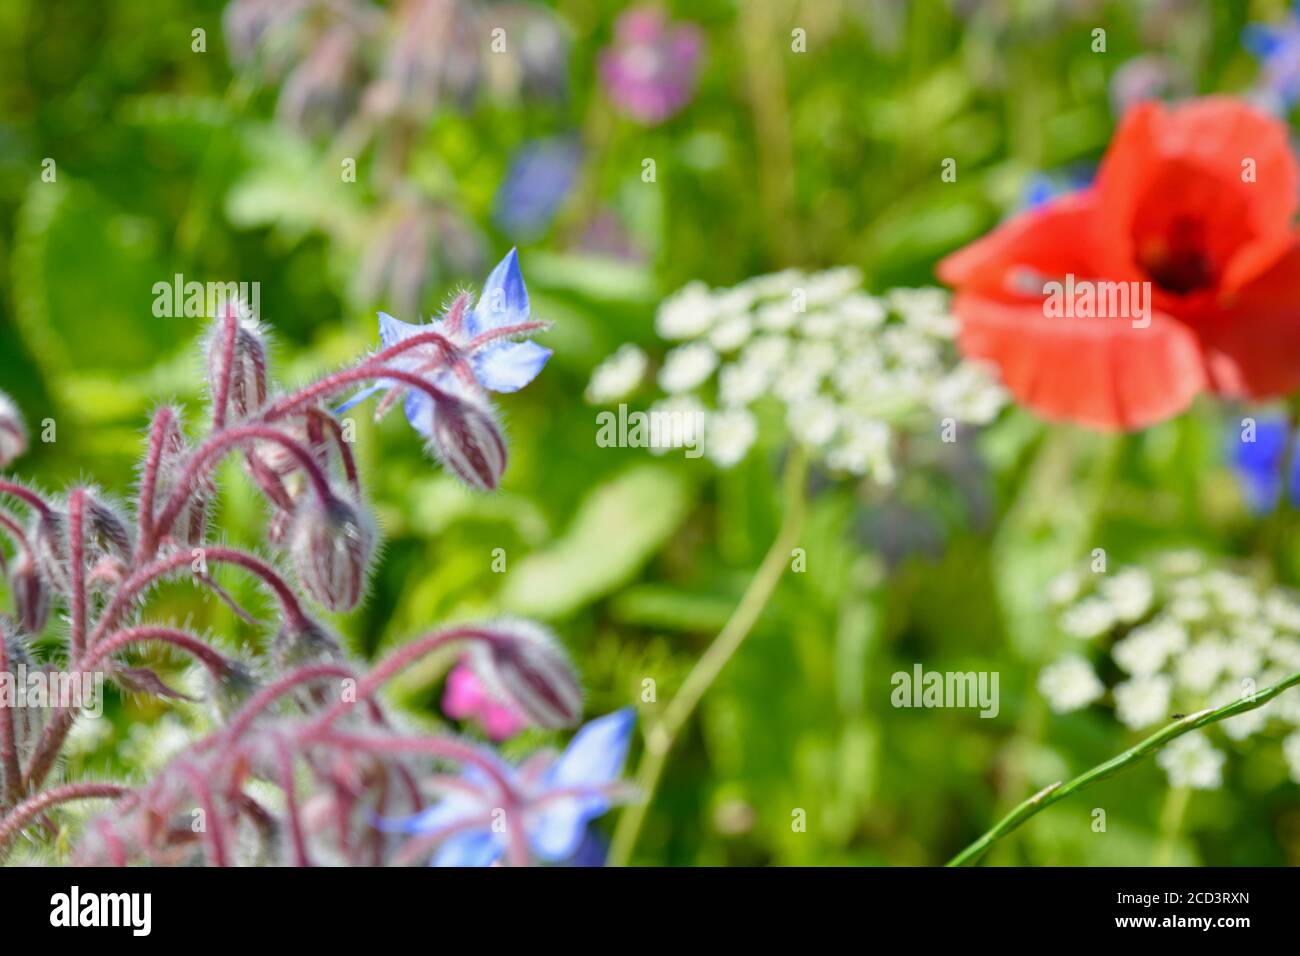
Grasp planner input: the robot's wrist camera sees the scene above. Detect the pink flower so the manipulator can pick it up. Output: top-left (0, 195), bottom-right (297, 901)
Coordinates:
top-left (442, 662), bottom-right (527, 741)
top-left (599, 8), bottom-right (704, 125)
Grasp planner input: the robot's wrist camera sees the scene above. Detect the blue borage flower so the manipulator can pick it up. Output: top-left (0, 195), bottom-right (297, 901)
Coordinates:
top-left (337, 249), bottom-right (552, 437)
top-left (1231, 414), bottom-right (1300, 513)
top-left (493, 137), bottom-right (582, 240)
top-left (380, 708), bottom-right (635, 867)
top-left (1244, 2), bottom-right (1300, 107)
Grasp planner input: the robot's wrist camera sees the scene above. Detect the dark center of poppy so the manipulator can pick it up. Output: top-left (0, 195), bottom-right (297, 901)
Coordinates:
top-left (1137, 216), bottom-right (1215, 295)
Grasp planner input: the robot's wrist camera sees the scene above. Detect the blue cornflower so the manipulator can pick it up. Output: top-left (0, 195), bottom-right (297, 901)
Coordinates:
top-left (337, 248), bottom-right (551, 437)
top-left (1020, 165), bottom-right (1094, 211)
top-left (1231, 415), bottom-right (1300, 513)
top-left (381, 708), bottom-right (636, 867)
top-left (1244, 2), bottom-right (1300, 108)
top-left (493, 137), bottom-right (582, 240)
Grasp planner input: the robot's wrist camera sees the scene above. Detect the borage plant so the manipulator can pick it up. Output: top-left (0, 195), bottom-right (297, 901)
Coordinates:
top-left (0, 251), bottom-right (633, 867)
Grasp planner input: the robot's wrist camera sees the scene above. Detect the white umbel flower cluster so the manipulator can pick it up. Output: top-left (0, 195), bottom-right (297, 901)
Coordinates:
top-left (1038, 551), bottom-right (1300, 788)
top-left (585, 267), bottom-right (1008, 476)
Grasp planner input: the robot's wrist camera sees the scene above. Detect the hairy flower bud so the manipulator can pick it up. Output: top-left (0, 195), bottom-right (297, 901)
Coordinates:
top-left (8, 548), bottom-right (49, 635)
top-left (428, 394), bottom-right (507, 491)
top-left (468, 618), bottom-right (583, 729)
top-left (31, 511), bottom-right (68, 593)
top-left (273, 615), bottom-right (342, 671)
top-left (207, 660), bottom-right (260, 724)
top-left (207, 310), bottom-right (269, 420)
top-left (0, 390), bottom-right (28, 467)
top-left (86, 497), bottom-right (133, 561)
top-left (149, 408), bottom-right (209, 547)
top-left (288, 495), bottom-right (375, 611)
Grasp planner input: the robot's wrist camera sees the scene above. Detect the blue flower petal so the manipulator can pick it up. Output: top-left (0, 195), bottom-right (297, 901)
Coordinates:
top-left (379, 310), bottom-right (428, 348)
top-left (527, 709), bottom-right (635, 862)
top-left (550, 708), bottom-right (636, 789)
top-left (403, 389), bottom-right (435, 437)
top-left (377, 792), bottom-right (479, 835)
top-left (473, 341), bottom-right (553, 394)
top-left (528, 802), bottom-right (590, 862)
top-left (468, 249), bottom-right (529, 336)
top-left (335, 382), bottom-right (387, 415)
top-left (1231, 416), bottom-right (1289, 513)
top-left (1244, 24), bottom-right (1283, 58)
top-left (432, 830), bottom-right (503, 867)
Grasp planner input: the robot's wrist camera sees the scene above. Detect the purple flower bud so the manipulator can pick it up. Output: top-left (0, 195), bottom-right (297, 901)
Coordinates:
top-left (31, 511), bottom-right (68, 593)
top-left (87, 497), bottom-right (133, 561)
top-left (152, 412), bottom-right (209, 547)
top-left (428, 394), bottom-right (507, 491)
top-left (273, 615), bottom-right (341, 671)
top-left (468, 618), bottom-right (583, 729)
top-left (0, 390), bottom-right (28, 467)
top-left (207, 310), bottom-right (269, 420)
top-left (288, 494), bottom-right (375, 611)
top-left (8, 548), bottom-right (49, 635)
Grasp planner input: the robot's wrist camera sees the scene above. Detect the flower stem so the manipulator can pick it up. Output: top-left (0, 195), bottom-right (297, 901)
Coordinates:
top-left (609, 446), bottom-right (809, 867)
top-left (1153, 785), bottom-right (1190, 867)
top-left (948, 669), bottom-right (1300, 866)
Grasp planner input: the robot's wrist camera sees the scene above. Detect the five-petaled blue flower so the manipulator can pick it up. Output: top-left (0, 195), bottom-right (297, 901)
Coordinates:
top-left (381, 708), bottom-right (635, 867)
top-left (1244, 3), bottom-right (1300, 108)
top-left (1231, 414), bottom-right (1300, 513)
top-left (337, 248), bottom-right (552, 436)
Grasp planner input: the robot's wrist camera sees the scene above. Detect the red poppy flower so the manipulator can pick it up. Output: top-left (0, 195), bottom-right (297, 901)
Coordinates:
top-left (938, 96), bottom-right (1300, 430)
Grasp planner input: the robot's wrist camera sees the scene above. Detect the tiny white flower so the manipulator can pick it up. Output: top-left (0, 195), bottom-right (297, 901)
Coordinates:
top-left (656, 281), bottom-right (717, 339)
top-left (1276, 689), bottom-right (1300, 726)
top-left (706, 408), bottom-right (758, 468)
top-left (832, 351), bottom-right (883, 397)
top-left (1265, 592), bottom-right (1300, 633)
top-left (1114, 618), bottom-right (1186, 676)
top-left (1269, 635), bottom-right (1300, 670)
top-left (1098, 568), bottom-right (1152, 623)
top-left (1205, 570), bottom-right (1260, 619)
top-left (1217, 689), bottom-right (1268, 741)
top-left (709, 313), bottom-right (753, 352)
top-left (930, 364), bottom-right (1007, 425)
top-left (774, 363), bottom-right (823, 403)
top-left (1175, 640), bottom-right (1226, 694)
top-left (585, 343), bottom-right (648, 404)
top-left (718, 359), bottom-right (770, 407)
top-left (743, 333), bottom-right (791, 370)
top-left (646, 395), bottom-right (707, 453)
top-left (1156, 732), bottom-right (1225, 789)
top-left (1114, 674), bottom-right (1172, 729)
top-left (838, 293), bottom-right (886, 329)
top-left (659, 342), bottom-right (719, 393)
top-left (1038, 655), bottom-right (1105, 713)
top-left (1220, 641), bottom-right (1262, 679)
top-left (886, 287), bottom-right (949, 320)
top-left (741, 268), bottom-right (804, 300)
top-left (1059, 596), bottom-right (1117, 640)
top-left (801, 311), bottom-right (842, 338)
top-left (805, 266), bottom-right (862, 306)
top-left (1047, 569), bottom-right (1084, 606)
top-left (1169, 596), bottom-right (1211, 623)
top-left (786, 397), bottom-right (839, 448)
top-left (756, 300), bottom-right (797, 332)
top-left (825, 419), bottom-right (893, 482)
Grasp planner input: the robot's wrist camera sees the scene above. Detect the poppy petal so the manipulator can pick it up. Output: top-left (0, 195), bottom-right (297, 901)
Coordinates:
top-left (1203, 238), bottom-right (1300, 399)
top-left (953, 294), bottom-right (1207, 430)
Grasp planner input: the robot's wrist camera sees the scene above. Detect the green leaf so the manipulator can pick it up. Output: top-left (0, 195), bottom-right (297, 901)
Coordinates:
top-left (500, 463), bottom-right (695, 618)
top-left (11, 179), bottom-right (183, 378)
